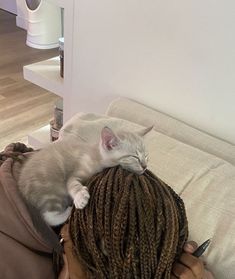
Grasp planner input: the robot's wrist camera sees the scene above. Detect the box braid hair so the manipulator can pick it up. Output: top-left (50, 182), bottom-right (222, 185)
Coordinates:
top-left (60, 166), bottom-right (188, 279)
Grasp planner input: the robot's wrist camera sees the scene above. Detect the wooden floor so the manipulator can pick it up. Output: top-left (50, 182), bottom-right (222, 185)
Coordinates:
top-left (0, 9), bottom-right (60, 151)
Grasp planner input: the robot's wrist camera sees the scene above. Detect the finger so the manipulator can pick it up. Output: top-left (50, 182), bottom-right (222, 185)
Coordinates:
top-left (180, 253), bottom-right (204, 278)
top-left (183, 241), bottom-right (198, 253)
top-left (172, 262), bottom-right (195, 279)
top-left (58, 254), bottom-right (70, 279)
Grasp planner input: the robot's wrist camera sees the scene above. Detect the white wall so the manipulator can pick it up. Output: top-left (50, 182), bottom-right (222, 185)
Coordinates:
top-left (0, 0), bottom-right (27, 30)
top-left (0, 0), bottom-right (17, 14)
top-left (15, 0), bottom-right (28, 30)
top-left (68, 0), bottom-right (235, 144)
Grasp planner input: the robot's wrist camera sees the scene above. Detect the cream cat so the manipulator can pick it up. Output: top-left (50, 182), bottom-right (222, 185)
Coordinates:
top-left (18, 126), bottom-right (152, 227)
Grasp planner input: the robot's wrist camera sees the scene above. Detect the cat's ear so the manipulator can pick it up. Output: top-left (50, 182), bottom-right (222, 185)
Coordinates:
top-left (101, 127), bottom-right (120, 150)
top-left (137, 125), bottom-right (154, 137)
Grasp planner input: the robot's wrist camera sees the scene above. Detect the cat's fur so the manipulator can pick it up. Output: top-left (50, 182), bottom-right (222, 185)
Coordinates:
top-left (18, 126), bottom-right (152, 226)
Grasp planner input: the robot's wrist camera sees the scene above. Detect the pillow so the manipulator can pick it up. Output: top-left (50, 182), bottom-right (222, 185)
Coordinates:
top-left (106, 97), bottom-right (235, 166)
top-left (59, 112), bottom-right (146, 143)
top-left (61, 112), bottom-right (235, 279)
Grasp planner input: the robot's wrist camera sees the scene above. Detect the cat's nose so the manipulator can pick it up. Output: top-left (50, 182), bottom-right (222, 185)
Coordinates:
top-left (139, 168), bottom-right (147, 175)
top-left (141, 163), bottom-right (147, 171)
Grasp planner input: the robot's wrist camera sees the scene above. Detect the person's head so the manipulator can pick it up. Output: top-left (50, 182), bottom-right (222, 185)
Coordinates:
top-left (68, 166), bottom-right (188, 278)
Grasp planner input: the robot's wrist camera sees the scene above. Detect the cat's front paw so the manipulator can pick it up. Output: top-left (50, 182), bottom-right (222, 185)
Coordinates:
top-left (74, 186), bottom-right (90, 209)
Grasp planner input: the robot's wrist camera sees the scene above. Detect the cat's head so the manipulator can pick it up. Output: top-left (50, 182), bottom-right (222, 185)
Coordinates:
top-left (99, 126), bottom-right (153, 175)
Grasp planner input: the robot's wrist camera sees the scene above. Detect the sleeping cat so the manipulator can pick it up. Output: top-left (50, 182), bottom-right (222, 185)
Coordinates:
top-left (18, 126), bottom-right (152, 227)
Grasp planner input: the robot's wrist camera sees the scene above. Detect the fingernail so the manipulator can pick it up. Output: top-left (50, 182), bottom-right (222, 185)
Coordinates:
top-left (184, 243), bottom-right (195, 253)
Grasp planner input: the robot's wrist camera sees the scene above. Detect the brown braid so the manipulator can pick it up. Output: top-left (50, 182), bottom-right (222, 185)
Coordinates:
top-left (67, 166), bottom-right (188, 279)
top-left (0, 142), bottom-right (34, 165)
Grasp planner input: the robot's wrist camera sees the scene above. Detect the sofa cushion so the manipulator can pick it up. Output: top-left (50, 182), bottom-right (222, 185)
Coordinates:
top-left (144, 129), bottom-right (235, 279)
top-left (106, 97), bottom-right (235, 165)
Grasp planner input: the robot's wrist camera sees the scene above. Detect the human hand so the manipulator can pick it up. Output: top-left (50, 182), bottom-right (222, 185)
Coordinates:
top-left (171, 241), bottom-right (215, 279)
top-left (58, 223), bottom-right (89, 279)
top-left (58, 253), bottom-right (69, 279)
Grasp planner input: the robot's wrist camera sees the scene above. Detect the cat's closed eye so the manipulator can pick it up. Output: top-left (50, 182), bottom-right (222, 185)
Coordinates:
top-left (132, 155), bottom-right (141, 162)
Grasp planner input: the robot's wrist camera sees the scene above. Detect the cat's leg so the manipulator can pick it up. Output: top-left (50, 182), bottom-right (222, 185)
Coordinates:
top-left (38, 194), bottom-right (73, 226)
top-left (67, 177), bottom-right (90, 209)
top-left (43, 206), bottom-right (72, 226)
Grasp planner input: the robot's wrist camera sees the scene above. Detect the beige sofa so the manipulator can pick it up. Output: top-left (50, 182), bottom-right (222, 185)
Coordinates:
top-left (60, 97), bottom-right (235, 279)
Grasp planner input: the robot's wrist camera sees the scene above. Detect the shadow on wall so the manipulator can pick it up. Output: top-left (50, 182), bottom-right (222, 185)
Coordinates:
top-left (0, 0), bottom-right (17, 14)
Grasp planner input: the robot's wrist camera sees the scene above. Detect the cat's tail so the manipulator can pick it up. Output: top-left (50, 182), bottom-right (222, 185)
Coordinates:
top-left (42, 206), bottom-right (72, 226)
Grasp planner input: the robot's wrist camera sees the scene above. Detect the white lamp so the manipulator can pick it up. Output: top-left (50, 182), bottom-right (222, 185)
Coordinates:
top-left (25, 0), bottom-right (62, 49)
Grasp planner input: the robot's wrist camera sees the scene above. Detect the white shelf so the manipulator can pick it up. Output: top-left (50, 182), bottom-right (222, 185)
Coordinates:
top-left (24, 56), bottom-right (64, 97)
top-left (28, 125), bottom-right (51, 149)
